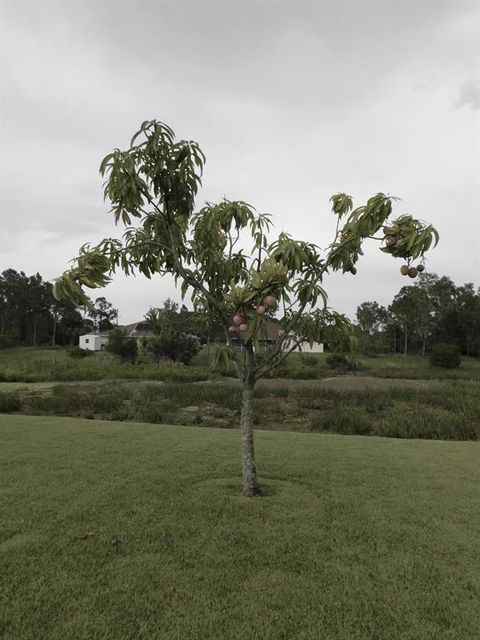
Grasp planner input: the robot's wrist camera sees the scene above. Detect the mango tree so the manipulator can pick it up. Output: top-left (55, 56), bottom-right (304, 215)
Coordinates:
top-left (54, 120), bottom-right (439, 496)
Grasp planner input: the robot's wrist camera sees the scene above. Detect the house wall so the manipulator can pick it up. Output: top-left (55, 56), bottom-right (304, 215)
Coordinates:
top-left (79, 334), bottom-right (108, 351)
top-left (79, 335), bottom-right (94, 351)
top-left (294, 341), bottom-right (324, 354)
top-left (231, 340), bottom-right (324, 354)
top-left (94, 336), bottom-right (109, 351)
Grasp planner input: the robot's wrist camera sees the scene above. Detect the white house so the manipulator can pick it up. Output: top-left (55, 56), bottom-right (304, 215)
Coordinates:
top-left (278, 327), bottom-right (324, 354)
top-left (79, 333), bottom-right (109, 351)
top-left (78, 321), bottom-right (162, 353)
top-left (294, 341), bottom-right (324, 354)
top-left (230, 321), bottom-right (324, 353)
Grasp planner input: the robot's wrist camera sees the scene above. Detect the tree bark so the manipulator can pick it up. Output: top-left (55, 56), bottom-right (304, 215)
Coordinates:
top-left (51, 314), bottom-right (57, 346)
top-left (32, 317), bottom-right (38, 348)
top-left (240, 378), bottom-right (260, 497)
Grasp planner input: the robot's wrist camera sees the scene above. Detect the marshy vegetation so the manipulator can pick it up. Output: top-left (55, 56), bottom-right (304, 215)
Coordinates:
top-left (1, 346), bottom-right (479, 441)
top-left (1, 378), bottom-right (478, 441)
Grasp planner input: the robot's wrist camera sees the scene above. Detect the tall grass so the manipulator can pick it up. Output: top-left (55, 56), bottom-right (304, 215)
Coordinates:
top-left (359, 354), bottom-right (480, 380)
top-left (0, 349), bottom-right (210, 383)
top-left (1, 379), bottom-right (477, 441)
top-left (2, 347), bottom-right (480, 382)
top-left (305, 384), bottom-right (480, 440)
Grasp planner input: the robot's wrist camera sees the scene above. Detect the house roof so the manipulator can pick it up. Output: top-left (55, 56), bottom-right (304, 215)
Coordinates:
top-left (118, 318), bottom-right (282, 340)
top-left (264, 319), bottom-right (281, 341)
top-left (230, 319), bottom-right (281, 342)
top-left (119, 321), bottom-right (155, 337)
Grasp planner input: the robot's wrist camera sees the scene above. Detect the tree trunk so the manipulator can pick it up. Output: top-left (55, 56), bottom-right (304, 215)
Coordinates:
top-left (51, 314), bottom-right (57, 346)
top-left (32, 317), bottom-right (38, 348)
top-left (404, 324), bottom-right (408, 355)
top-left (240, 379), bottom-right (260, 497)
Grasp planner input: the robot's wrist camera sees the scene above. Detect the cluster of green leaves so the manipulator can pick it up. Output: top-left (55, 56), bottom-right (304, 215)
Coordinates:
top-left (380, 215), bottom-right (439, 260)
top-left (53, 248), bottom-right (111, 308)
top-left (284, 309), bottom-right (354, 352)
top-left (327, 193), bottom-right (438, 272)
top-left (100, 120), bottom-right (205, 225)
top-left (188, 201), bottom-right (266, 307)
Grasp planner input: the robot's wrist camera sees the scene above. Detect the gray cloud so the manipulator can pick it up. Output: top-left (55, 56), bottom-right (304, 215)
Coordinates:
top-left (457, 80), bottom-right (480, 110)
top-left (1, 1), bottom-right (478, 323)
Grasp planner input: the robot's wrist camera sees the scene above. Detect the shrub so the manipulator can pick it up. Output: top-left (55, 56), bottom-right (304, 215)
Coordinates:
top-left (0, 392), bottom-right (21, 413)
top-left (430, 343), bottom-right (461, 369)
top-left (66, 346), bottom-right (90, 359)
top-left (268, 360), bottom-right (321, 379)
top-left (309, 407), bottom-right (372, 435)
top-left (272, 364), bottom-right (319, 379)
top-left (159, 366), bottom-right (209, 383)
top-left (25, 383), bottom-right (133, 419)
top-left (106, 329), bottom-right (138, 363)
top-left (373, 404), bottom-right (478, 440)
top-left (326, 353), bottom-right (349, 370)
top-left (300, 354), bottom-right (319, 367)
top-left (147, 333), bottom-right (200, 365)
top-left (288, 366), bottom-right (319, 379)
top-left (0, 335), bottom-right (15, 349)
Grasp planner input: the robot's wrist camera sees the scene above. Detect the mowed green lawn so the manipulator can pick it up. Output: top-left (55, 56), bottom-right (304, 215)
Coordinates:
top-left (1, 416), bottom-right (479, 640)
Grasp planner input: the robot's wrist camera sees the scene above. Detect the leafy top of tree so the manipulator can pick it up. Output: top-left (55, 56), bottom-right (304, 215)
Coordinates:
top-left (356, 302), bottom-right (388, 336)
top-left (54, 120), bottom-right (439, 383)
top-left (91, 297), bottom-right (118, 331)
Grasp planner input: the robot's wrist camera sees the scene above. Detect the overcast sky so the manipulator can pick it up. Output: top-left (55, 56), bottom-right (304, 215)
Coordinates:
top-left (1, 0), bottom-right (478, 323)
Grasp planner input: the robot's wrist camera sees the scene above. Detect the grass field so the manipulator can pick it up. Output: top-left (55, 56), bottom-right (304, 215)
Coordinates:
top-left (0, 347), bottom-right (209, 383)
top-left (358, 353), bottom-right (480, 381)
top-left (1, 415), bottom-right (479, 639)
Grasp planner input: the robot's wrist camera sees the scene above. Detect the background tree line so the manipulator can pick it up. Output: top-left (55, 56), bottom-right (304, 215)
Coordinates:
top-left (356, 273), bottom-right (480, 356)
top-left (0, 270), bottom-right (223, 355)
top-left (3, 267), bottom-right (478, 360)
top-left (0, 269), bottom-right (117, 348)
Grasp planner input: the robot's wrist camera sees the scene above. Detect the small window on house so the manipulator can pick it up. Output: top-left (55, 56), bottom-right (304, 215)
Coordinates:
top-left (85, 339), bottom-right (89, 344)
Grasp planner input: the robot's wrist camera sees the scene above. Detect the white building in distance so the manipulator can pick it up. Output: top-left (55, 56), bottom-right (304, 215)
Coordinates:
top-left (79, 333), bottom-right (109, 351)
